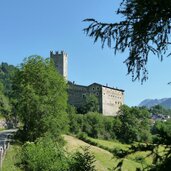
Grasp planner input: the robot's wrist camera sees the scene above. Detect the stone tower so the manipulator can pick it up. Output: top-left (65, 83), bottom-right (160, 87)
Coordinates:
top-left (50, 50), bottom-right (68, 80)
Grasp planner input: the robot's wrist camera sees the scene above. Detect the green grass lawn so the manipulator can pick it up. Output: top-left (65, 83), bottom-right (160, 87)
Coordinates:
top-left (2, 144), bottom-right (22, 171)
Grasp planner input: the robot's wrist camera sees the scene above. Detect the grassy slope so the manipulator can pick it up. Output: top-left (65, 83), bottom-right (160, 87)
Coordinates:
top-left (64, 135), bottom-right (115, 171)
top-left (2, 144), bottom-right (22, 171)
top-left (2, 136), bottom-right (153, 171)
top-left (64, 135), bottom-right (149, 171)
top-left (89, 137), bottom-right (153, 166)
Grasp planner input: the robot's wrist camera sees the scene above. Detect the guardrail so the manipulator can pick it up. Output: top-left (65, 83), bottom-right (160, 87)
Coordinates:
top-left (0, 131), bottom-right (16, 171)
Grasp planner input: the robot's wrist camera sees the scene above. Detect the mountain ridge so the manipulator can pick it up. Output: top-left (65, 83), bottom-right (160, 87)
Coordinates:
top-left (139, 98), bottom-right (171, 109)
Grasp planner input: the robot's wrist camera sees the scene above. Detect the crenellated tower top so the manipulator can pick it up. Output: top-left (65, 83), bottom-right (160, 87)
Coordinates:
top-left (50, 50), bottom-right (68, 80)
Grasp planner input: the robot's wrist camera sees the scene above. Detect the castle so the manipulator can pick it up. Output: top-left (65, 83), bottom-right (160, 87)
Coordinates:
top-left (50, 51), bottom-right (124, 116)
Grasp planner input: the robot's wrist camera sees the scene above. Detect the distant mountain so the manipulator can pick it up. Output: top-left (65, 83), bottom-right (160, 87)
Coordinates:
top-left (139, 98), bottom-right (171, 109)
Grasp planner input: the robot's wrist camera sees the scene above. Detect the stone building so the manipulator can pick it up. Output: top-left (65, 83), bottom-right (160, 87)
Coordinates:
top-left (50, 50), bottom-right (68, 80)
top-left (50, 50), bottom-right (124, 116)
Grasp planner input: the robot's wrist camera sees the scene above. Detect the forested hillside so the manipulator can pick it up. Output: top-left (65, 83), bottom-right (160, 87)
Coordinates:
top-left (0, 62), bottom-right (18, 96)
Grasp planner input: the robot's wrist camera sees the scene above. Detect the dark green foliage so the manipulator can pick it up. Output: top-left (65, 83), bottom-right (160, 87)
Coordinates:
top-left (69, 147), bottom-right (96, 171)
top-left (84, 94), bottom-right (99, 113)
top-left (103, 116), bottom-right (118, 140)
top-left (0, 82), bottom-right (11, 117)
top-left (19, 136), bottom-right (69, 171)
top-left (69, 112), bottom-right (118, 140)
top-left (14, 57), bottom-right (97, 171)
top-left (67, 105), bottom-right (81, 134)
top-left (19, 136), bottom-right (96, 171)
top-left (0, 82), bottom-right (15, 129)
top-left (12, 56), bottom-right (68, 141)
top-left (83, 112), bottom-right (105, 138)
top-left (69, 106), bottom-right (151, 143)
top-left (116, 105), bottom-right (151, 143)
top-left (84, 0), bottom-right (171, 82)
top-left (0, 70), bottom-right (16, 128)
top-left (77, 94), bottom-right (99, 114)
top-left (113, 120), bottom-right (171, 171)
top-left (152, 120), bottom-right (171, 145)
top-left (0, 62), bottom-right (18, 96)
top-left (149, 105), bottom-right (171, 116)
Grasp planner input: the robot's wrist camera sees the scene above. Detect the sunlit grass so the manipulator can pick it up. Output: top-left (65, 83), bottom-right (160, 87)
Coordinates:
top-left (2, 144), bottom-right (22, 171)
top-left (64, 135), bottom-right (152, 171)
top-left (89, 137), bottom-right (129, 150)
top-left (89, 137), bottom-right (153, 169)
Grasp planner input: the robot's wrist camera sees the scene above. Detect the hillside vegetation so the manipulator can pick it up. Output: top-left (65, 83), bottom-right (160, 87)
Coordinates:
top-left (64, 135), bottom-right (152, 171)
top-left (0, 58), bottom-right (170, 171)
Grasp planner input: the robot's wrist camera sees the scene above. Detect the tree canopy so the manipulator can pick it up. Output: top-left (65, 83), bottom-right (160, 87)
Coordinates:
top-left (0, 82), bottom-right (11, 117)
top-left (12, 56), bottom-right (68, 141)
top-left (77, 94), bottom-right (99, 114)
top-left (116, 105), bottom-right (151, 143)
top-left (0, 62), bottom-right (18, 96)
top-left (84, 0), bottom-right (171, 83)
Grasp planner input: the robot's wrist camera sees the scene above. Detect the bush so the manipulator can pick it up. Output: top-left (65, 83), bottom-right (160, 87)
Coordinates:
top-left (19, 135), bottom-right (97, 171)
top-left (69, 147), bottom-right (96, 171)
top-left (69, 112), bottom-right (118, 140)
top-left (19, 136), bottom-right (69, 171)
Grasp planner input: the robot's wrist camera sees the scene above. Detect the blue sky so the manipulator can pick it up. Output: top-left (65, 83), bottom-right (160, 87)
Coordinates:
top-left (0, 0), bottom-right (170, 106)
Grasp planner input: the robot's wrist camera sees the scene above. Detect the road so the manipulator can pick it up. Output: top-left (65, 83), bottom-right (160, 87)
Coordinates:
top-left (0, 129), bottom-right (17, 170)
top-left (0, 129), bottom-right (17, 147)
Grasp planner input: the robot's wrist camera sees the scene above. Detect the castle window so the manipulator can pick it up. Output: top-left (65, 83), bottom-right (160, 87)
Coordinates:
top-left (96, 93), bottom-right (99, 96)
top-left (92, 87), bottom-right (95, 91)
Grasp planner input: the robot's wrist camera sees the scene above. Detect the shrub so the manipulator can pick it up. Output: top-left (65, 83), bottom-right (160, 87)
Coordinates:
top-left (69, 147), bottom-right (96, 171)
top-left (19, 136), bottom-right (69, 171)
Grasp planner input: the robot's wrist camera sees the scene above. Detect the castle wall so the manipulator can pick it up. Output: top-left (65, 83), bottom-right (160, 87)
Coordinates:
top-left (68, 82), bottom-right (124, 116)
top-left (68, 83), bottom-right (103, 113)
top-left (50, 50), bottom-right (125, 116)
top-left (87, 84), bottom-right (103, 113)
top-left (68, 83), bottom-right (88, 107)
top-left (102, 87), bottom-right (124, 116)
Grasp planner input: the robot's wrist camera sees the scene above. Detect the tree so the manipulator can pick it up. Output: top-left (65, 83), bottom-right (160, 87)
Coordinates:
top-left (0, 62), bottom-right (18, 96)
top-left (69, 147), bottom-right (96, 171)
top-left (113, 119), bottom-right (171, 171)
top-left (12, 56), bottom-right (68, 141)
top-left (83, 112), bottom-right (105, 138)
top-left (152, 120), bottom-right (171, 145)
top-left (85, 94), bottom-right (99, 113)
top-left (0, 82), bottom-right (11, 117)
top-left (116, 105), bottom-right (151, 143)
top-left (84, 0), bottom-right (171, 83)
top-left (20, 136), bottom-right (96, 171)
top-left (20, 136), bottom-right (69, 171)
top-left (149, 105), bottom-right (171, 116)
top-left (77, 94), bottom-right (99, 114)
